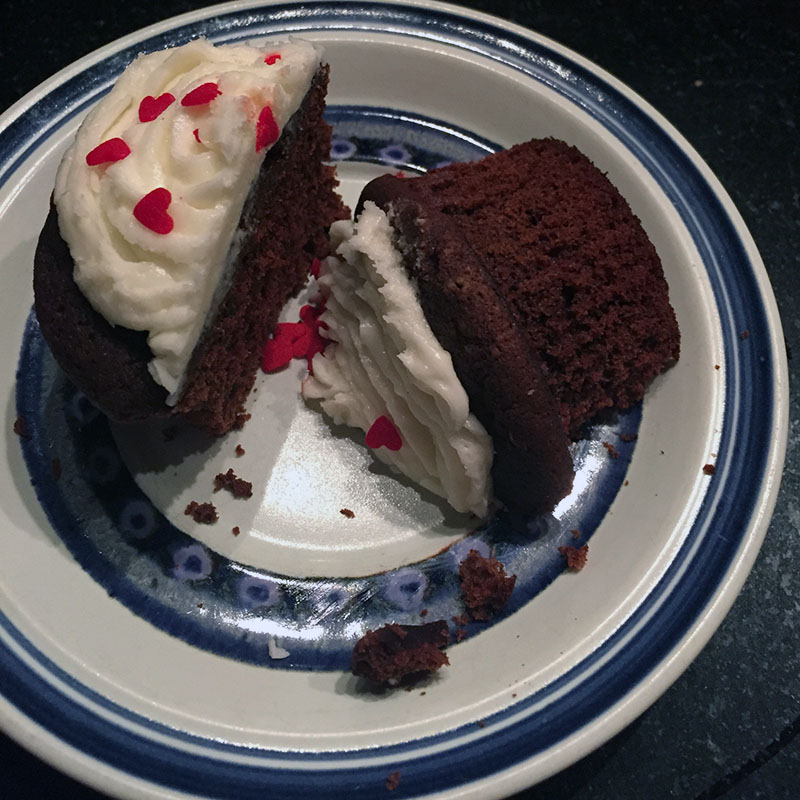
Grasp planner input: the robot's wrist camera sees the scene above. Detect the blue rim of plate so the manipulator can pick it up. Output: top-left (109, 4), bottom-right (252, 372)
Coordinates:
top-left (0, 2), bottom-right (783, 798)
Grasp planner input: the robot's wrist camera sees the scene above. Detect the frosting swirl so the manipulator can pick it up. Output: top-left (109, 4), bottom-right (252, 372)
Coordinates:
top-left (303, 203), bottom-right (493, 517)
top-left (54, 38), bottom-right (320, 399)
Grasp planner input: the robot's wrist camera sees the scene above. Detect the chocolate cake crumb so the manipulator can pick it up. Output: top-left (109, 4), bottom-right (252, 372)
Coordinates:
top-left (385, 771), bottom-right (401, 792)
top-left (213, 468), bottom-right (253, 499)
top-left (715, 364), bottom-right (720, 370)
top-left (459, 550), bottom-right (516, 621)
top-left (559, 544), bottom-right (589, 571)
top-left (351, 621), bottom-right (450, 686)
top-left (740, 330), bottom-right (750, 340)
top-left (340, 508), bottom-right (355, 518)
top-left (451, 613), bottom-right (469, 626)
top-left (51, 458), bottom-right (62, 481)
top-left (703, 463), bottom-right (716, 475)
top-left (420, 608), bottom-right (428, 617)
top-left (162, 424), bottom-right (178, 442)
top-left (184, 501), bottom-right (218, 524)
top-left (232, 526), bottom-right (240, 536)
top-left (620, 433), bottom-right (638, 443)
top-left (571, 528), bottom-right (581, 539)
top-left (13, 416), bottom-right (29, 438)
top-left (233, 411), bottom-right (251, 430)
top-left (455, 627), bottom-right (467, 642)
top-left (602, 441), bottom-right (620, 459)
top-left (476, 719), bottom-right (486, 728)
top-left (235, 444), bottom-right (245, 457)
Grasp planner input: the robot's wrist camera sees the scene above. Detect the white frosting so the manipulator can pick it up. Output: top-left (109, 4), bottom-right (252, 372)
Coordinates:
top-left (54, 38), bottom-right (321, 400)
top-left (302, 202), bottom-right (493, 517)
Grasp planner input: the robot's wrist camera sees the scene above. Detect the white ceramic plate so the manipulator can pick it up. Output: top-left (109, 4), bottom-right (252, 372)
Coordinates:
top-left (0, 2), bottom-right (787, 798)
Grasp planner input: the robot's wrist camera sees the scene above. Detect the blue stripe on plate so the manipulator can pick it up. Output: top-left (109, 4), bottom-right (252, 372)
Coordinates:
top-left (1, 2), bottom-right (776, 796)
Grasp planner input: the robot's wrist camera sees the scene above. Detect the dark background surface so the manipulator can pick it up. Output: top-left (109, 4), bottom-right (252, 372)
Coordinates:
top-left (1, 0), bottom-right (798, 797)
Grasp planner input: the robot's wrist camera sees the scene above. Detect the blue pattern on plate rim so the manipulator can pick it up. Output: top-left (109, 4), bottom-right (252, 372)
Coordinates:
top-left (15, 106), bottom-right (639, 672)
top-left (1, 3), bottom-right (779, 798)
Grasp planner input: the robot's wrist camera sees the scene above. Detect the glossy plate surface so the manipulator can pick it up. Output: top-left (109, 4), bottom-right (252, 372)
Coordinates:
top-left (0, 2), bottom-right (787, 798)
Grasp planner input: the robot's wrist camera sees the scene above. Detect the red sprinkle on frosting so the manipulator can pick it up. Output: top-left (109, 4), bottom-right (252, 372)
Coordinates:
top-left (138, 93), bottom-right (175, 122)
top-left (133, 188), bottom-right (174, 235)
top-left (192, 128), bottom-right (202, 144)
top-left (366, 416), bottom-right (402, 451)
top-left (309, 258), bottom-right (322, 279)
top-left (298, 302), bottom-right (329, 373)
top-left (86, 137), bottom-right (130, 166)
top-left (255, 106), bottom-right (279, 152)
top-left (181, 82), bottom-right (221, 107)
top-left (264, 52), bottom-right (282, 65)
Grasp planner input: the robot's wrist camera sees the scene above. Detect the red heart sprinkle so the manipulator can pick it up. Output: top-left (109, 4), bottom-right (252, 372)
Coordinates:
top-left (273, 322), bottom-right (310, 359)
top-left (261, 330), bottom-right (294, 372)
top-left (192, 128), bottom-right (202, 144)
top-left (264, 53), bottom-right (281, 65)
top-left (309, 258), bottom-right (321, 278)
top-left (181, 82), bottom-right (221, 107)
top-left (256, 105), bottom-right (279, 152)
top-left (85, 137), bottom-right (130, 166)
top-left (292, 328), bottom-right (313, 358)
top-left (366, 416), bottom-right (402, 451)
top-left (138, 93), bottom-right (175, 122)
top-left (299, 303), bottom-right (325, 325)
top-left (133, 188), bottom-right (174, 235)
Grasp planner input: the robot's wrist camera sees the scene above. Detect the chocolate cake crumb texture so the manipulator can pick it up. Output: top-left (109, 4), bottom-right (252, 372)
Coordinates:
top-left (458, 549), bottom-right (516, 621)
top-left (13, 416), bottom-right (29, 438)
top-left (232, 526), bottom-right (240, 536)
top-left (235, 444), bottom-right (245, 457)
top-left (232, 412), bottom-right (251, 431)
top-left (340, 508), bottom-right (355, 518)
top-left (559, 544), bottom-right (589, 571)
top-left (184, 501), bottom-right (218, 524)
top-left (603, 441), bottom-right (620, 459)
top-left (703, 463), bottom-right (716, 475)
top-left (351, 621), bottom-right (450, 685)
top-left (162, 424), bottom-right (179, 442)
top-left (385, 771), bottom-right (401, 792)
top-left (214, 468), bottom-right (253, 499)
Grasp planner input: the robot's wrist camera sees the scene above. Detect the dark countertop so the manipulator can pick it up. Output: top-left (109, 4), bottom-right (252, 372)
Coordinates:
top-left (1, 1), bottom-right (798, 798)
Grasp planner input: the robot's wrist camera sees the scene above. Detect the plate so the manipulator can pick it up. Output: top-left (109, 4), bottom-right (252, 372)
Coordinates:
top-left (0, 1), bottom-right (787, 798)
